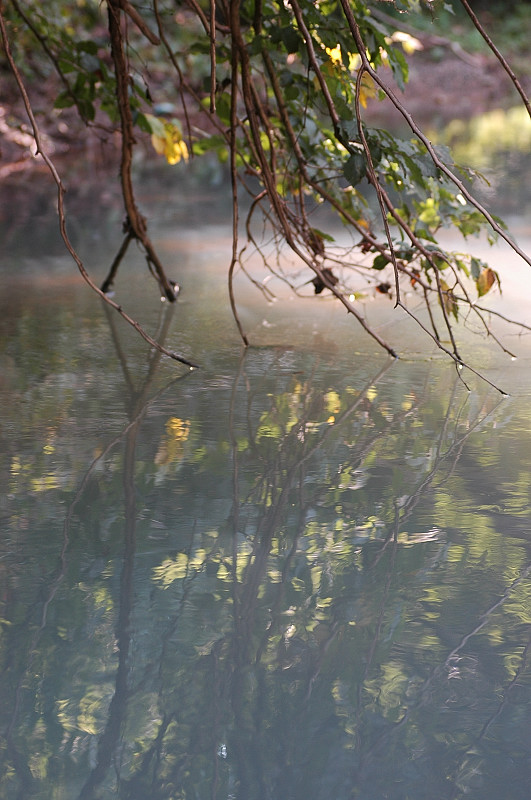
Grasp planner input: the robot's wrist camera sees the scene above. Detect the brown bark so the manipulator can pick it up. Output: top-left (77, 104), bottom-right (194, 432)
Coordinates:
top-left (107, 0), bottom-right (177, 302)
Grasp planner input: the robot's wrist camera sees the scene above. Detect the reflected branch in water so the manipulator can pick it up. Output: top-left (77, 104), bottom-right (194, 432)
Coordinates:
top-left (102, 297), bottom-right (178, 412)
top-left (78, 420), bottom-right (139, 800)
top-left (0, 307), bottom-right (193, 799)
top-left (4, 344), bottom-right (529, 799)
top-left (76, 303), bottom-right (195, 799)
top-left (356, 555), bottom-right (531, 793)
top-left (221, 358), bottom-right (516, 797)
top-left (224, 354), bottom-right (432, 794)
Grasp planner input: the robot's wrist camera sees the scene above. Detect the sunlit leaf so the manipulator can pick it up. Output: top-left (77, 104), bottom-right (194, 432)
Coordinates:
top-left (359, 73), bottom-right (377, 107)
top-left (145, 113), bottom-right (189, 164)
top-left (417, 197), bottom-right (440, 227)
top-left (390, 31), bottom-right (424, 55)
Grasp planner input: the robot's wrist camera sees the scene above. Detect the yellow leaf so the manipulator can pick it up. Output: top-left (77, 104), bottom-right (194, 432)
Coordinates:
top-left (150, 119), bottom-right (189, 164)
top-left (440, 280), bottom-right (458, 319)
top-left (153, 554), bottom-right (189, 587)
top-left (476, 267), bottom-right (497, 297)
top-left (348, 52), bottom-right (361, 72)
top-left (390, 31), bottom-right (424, 55)
top-left (325, 43), bottom-right (342, 67)
top-left (151, 133), bottom-right (166, 155)
top-left (325, 390), bottom-right (341, 414)
top-left (359, 74), bottom-right (377, 108)
top-left (163, 126), bottom-right (189, 165)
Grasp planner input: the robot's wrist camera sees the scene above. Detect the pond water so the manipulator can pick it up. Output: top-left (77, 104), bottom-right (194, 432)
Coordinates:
top-left (1, 156), bottom-right (531, 800)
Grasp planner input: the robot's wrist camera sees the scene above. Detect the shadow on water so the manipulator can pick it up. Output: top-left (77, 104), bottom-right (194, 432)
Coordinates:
top-left (1, 287), bottom-right (531, 799)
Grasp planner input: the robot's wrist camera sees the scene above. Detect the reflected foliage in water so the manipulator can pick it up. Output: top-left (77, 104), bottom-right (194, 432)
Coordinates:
top-left (1, 298), bottom-right (531, 800)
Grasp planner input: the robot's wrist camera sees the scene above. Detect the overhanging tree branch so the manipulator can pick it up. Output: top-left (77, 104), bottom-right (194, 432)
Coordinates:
top-left (105, 0), bottom-right (177, 301)
top-left (0, 3), bottom-right (198, 369)
top-left (459, 0), bottom-right (531, 119)
top-left (2, 0), bottom-right (530, 386)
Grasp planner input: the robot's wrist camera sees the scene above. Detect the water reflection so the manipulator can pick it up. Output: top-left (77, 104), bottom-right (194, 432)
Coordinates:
top-left (1, 296), bottom-right (530, 799)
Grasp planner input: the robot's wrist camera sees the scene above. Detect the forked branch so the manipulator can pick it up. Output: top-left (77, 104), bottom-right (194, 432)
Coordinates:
top-left (105, 0), bottom-right (177, 301)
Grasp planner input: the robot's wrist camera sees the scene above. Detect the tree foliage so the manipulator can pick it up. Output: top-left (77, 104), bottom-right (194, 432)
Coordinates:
top-left (1, 0), bottom-right (530, 385)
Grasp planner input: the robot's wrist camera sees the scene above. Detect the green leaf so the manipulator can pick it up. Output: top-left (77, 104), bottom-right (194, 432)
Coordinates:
top-left (135, 112), bottom-right (153, 134)
top-left (415, 153), bottom-right (439, 180)
top-left (54, 91), bottom-right (75, 109)
top-left (433, 144), bottom-right (453, 166)
top-left (388, 46), bottom-right (409, 91)
top-left (344, 151), bottom-right (367, 186)
top-left (78, 99), bottom-right (95, 121)
top-left (452, 210), bottom-right (485, 237)
top-left (77, 40), bottom-right (98, 55)
top-left (414, 227), bottom-right (437, 243)
top-left (188, 41), bottom-right (211, 55)
top-left (470, 257), bottom-right (483, 280)
top-left (214, 93), bottom-right (231, 126)
top-left (372, 254), bottom-right (389, 271)
top-left (454, 258), bottom-right (470, 277)
top-left (395, 247), bottom-right (415, 262)
top-left (143, 113), bottom-right (166, 137)
top-left (281, 27), bottom-right (300, 54)
top-left (310, 228), bottom-right (335, 243)
top-left (366, 135), bottom-right (382, 166)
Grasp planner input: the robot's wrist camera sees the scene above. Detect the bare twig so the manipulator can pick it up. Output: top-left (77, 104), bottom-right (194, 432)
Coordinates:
top-left (4, 0), bottom-right (529, 383)
top-left (228, 0), bottom-right (249, 346)
top-left (209, 0), bottom-right (217, 113)
top-left (370, 5), bottom-right (483, 67)
top-left (9, 0), bottom-right (91, 124)
top-left (397, 300), bottom-right (507, 395)
top-left (152, 0), bottom-right (195, 153)
top-left (459, 0), bottom-right (531, 119)
top-left (100, 231), bottom-right (134, 295)
top-left (288, 0), bottom-right (341, 134)
top-left (116, 0), bottom-right (160, 45)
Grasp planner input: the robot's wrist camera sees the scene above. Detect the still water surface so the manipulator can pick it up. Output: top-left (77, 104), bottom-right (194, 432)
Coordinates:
top-left (1, 167), bottom-right (531, 799)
